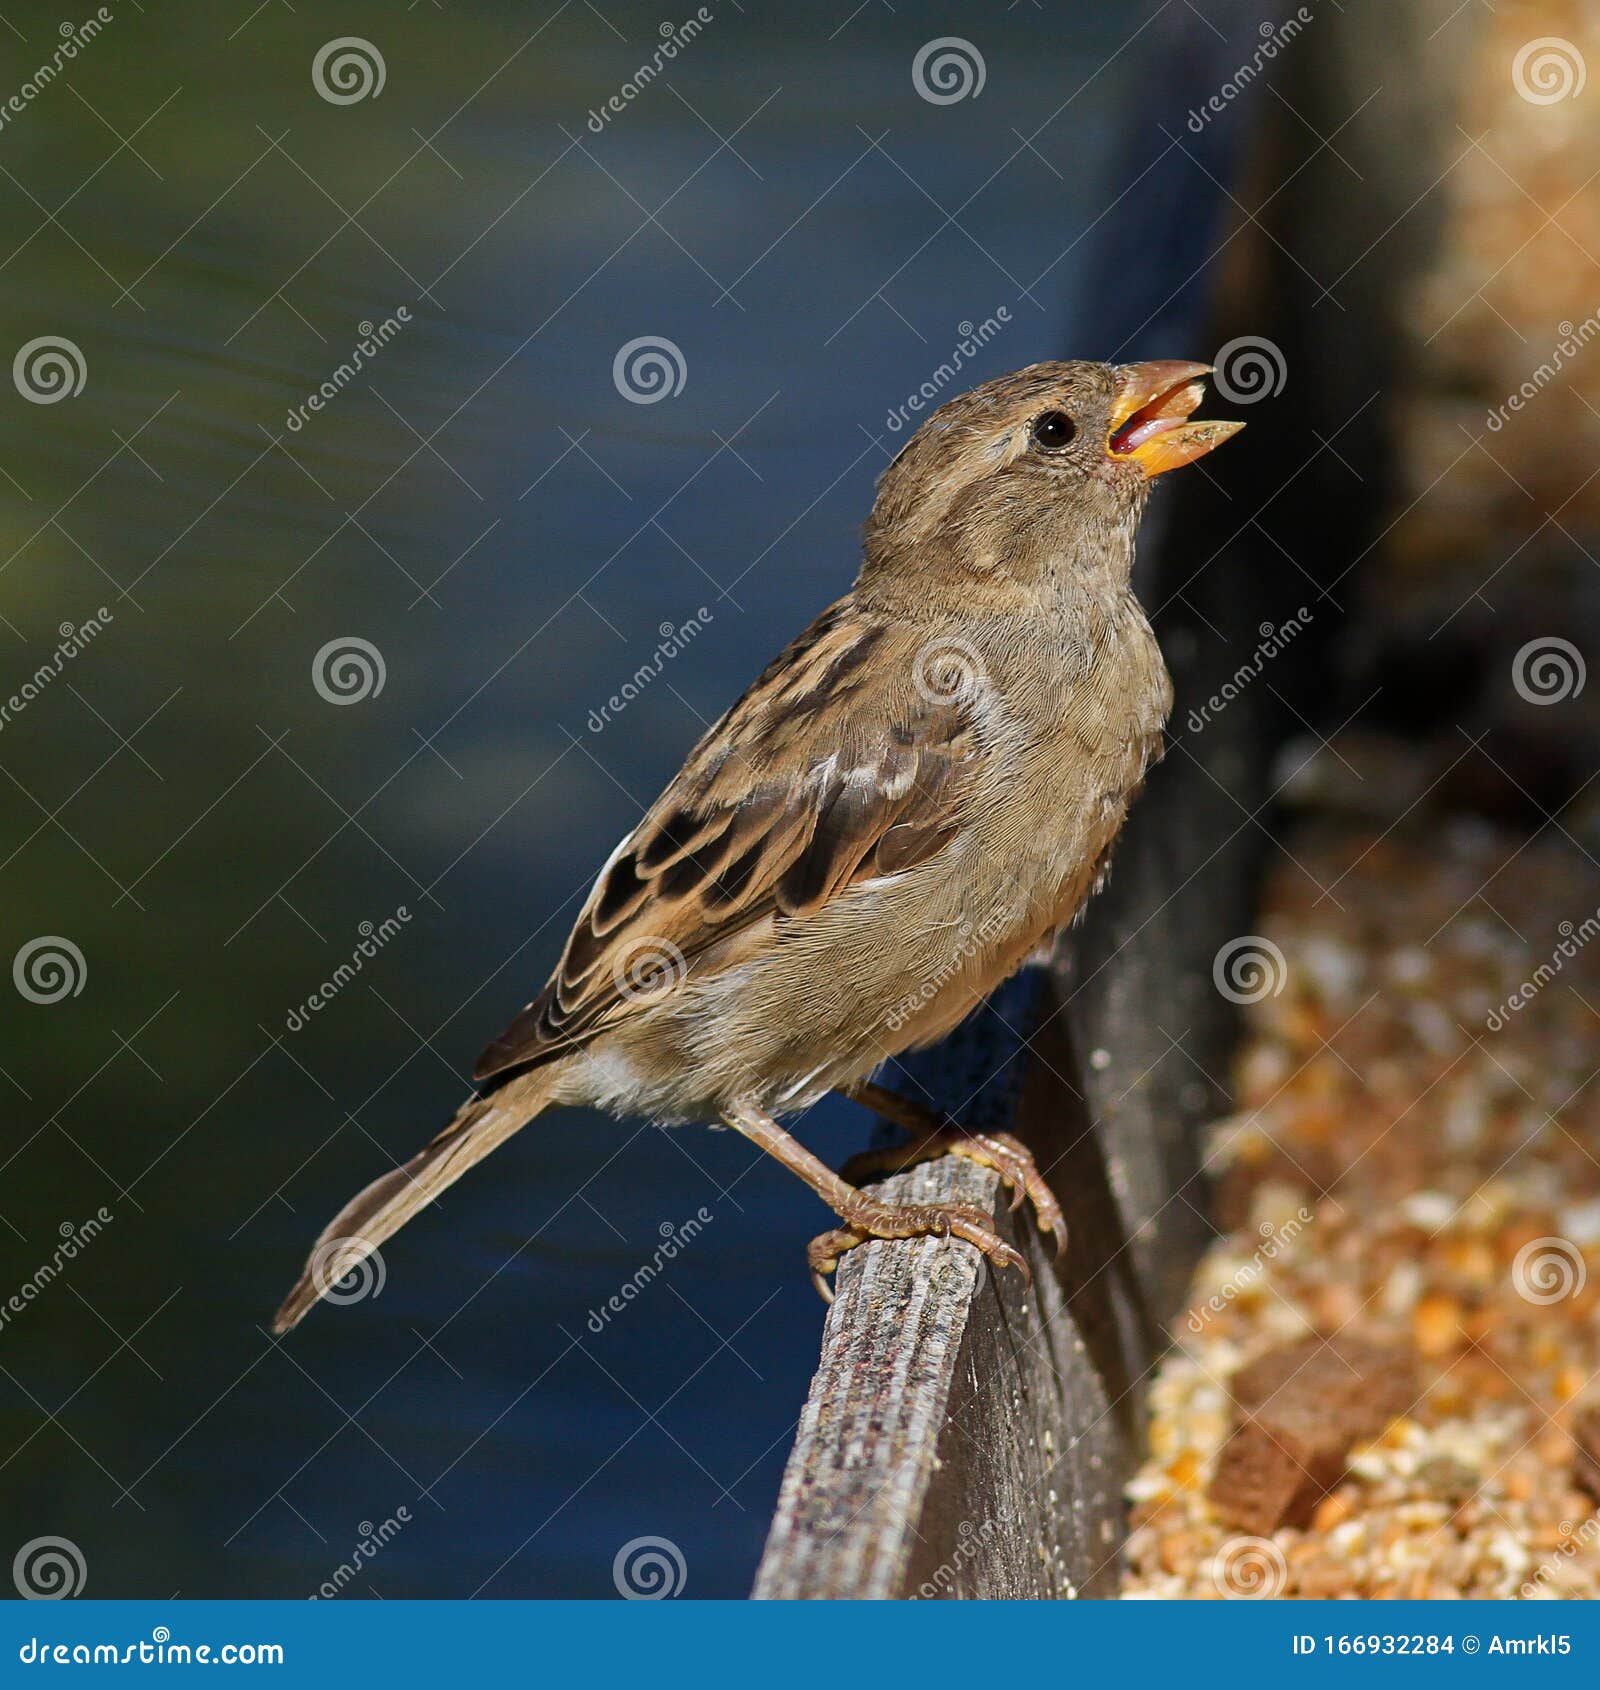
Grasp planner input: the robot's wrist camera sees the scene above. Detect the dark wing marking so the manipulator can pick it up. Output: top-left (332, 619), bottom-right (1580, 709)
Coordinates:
top-left (473, 600), bottom-right (981, 1084)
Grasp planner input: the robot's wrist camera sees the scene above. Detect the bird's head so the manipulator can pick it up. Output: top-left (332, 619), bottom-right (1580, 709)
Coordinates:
top-left (861, 359), bottom-right (1243, 600)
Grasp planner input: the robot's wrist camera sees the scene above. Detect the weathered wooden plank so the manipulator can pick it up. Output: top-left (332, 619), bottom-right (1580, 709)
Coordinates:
top-left (753, 1158), bottom-right (1002, 1600)
top-left (754, 1008), bottom-right (1155, 1600)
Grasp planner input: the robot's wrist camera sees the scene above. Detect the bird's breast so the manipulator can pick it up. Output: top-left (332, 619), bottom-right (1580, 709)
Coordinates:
top-left (972, 598), bottom-right (1171, 916)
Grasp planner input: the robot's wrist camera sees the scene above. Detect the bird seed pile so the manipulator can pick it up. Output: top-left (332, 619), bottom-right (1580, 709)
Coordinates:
top-left (1122, 779), bottom-right (1600, 1599)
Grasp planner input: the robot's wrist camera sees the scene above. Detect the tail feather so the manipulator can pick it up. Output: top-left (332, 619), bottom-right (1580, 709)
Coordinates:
top-left (271, 1070), bottom-right (553, 1335)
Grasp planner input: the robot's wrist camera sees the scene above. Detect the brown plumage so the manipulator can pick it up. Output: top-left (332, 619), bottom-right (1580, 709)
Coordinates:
top-left (273, 359), bottom-right (1241, 1333)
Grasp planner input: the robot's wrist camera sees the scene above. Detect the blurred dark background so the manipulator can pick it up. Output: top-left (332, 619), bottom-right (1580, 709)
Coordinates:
top-left (3, 0), bottom-right (1587, 1599)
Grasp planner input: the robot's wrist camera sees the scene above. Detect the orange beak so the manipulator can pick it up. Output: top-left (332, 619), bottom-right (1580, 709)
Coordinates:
top-left (1106, 360), bottom-right (1244, 477)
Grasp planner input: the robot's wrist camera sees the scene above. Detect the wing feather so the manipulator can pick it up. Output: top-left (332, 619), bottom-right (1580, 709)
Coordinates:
top-left (472, 600), bottom-right (983, 1085)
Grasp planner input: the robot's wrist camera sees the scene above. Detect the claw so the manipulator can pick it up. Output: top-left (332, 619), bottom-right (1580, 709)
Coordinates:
top-left (839, 1117), bottom-right (1067, 1263)
top-left (807, 1227), bottom-right (857, 1303)
top-left (805, 1197), bottom-right (1031, 1302)
top-left (935, 1202), bottom-right (1032, 1286)
top-left (977, 1130), bottom-right (1066, 1258)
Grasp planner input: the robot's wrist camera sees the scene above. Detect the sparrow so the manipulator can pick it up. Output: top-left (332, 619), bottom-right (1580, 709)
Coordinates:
top-left (273, 359), bottom-right (1241, 1333)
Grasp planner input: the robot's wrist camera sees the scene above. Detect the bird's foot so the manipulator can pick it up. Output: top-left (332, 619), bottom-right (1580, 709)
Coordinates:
top-left (841, 1123), bottom-right (1067, 1261)
top-left (807, 1197), bottom-right (1029, 1304)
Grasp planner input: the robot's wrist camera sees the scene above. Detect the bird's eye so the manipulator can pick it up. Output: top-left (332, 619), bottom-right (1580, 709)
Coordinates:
top-left (1031, 410), bottom-right (1076, 450)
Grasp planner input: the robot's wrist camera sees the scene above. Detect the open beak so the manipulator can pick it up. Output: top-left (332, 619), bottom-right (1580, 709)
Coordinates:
top-left (1106, 360), bottom-right (1244, 477)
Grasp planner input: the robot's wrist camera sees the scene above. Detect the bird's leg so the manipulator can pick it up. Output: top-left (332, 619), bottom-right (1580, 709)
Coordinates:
top-left (839, 1079), bottom-right (1066, 1260)
top-left (720, 1099), bottom-right (1029, 1303)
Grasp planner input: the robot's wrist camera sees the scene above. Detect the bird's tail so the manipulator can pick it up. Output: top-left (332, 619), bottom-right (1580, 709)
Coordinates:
top-left (271, 1068), bottom-right (554, 1335)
